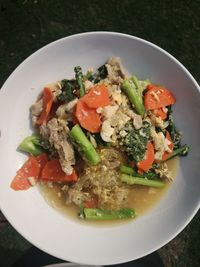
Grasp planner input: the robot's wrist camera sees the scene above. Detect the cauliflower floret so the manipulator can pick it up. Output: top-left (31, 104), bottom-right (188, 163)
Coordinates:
top-left (155, 162), bottom-right (172, 181)
top-left (151, 129), bottom-right (165, 161)
top-left (110, 110), bottom-right (131, 130)
top-left (164, 138), bottom-right (172, 153)
top-left (108, 84), bottom-right (122, 105)
top-left (102, 105), bottom-right (119, 120)
top-left (100, 120), bottom-right (115, 142)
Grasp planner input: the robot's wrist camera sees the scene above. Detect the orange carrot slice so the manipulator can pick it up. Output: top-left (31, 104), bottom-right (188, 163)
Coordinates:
top-left (144, 85), bottom-right (176, 110)
top-left (82, 84), bottom-right (110, 108)
top-left (41, 159), bottom-right (78, 182)
top-left (10, 157), bottom-right (40, 190)
top-left (137, 142), bottom-right (155, 172)
top-left (75, 100), bottom-right (102, 133)
top-left (162, 131), bottom-right (174, 161)
top-left (153, 108), bottom-right (167, 120)
top-left (84, 198), bottom-right (98, 208)
top-left (36, 87), bottom-right (54, 125)
top-left (35, 153), bottom-right (49, 178)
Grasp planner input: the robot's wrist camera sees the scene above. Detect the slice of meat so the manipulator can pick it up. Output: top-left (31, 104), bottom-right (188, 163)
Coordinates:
top-left (40, 118), bottom-right (75, 175)
top-left (106, 57), bottom-right (127, 84)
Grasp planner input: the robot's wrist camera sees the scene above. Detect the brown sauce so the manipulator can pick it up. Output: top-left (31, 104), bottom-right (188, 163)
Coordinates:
top-left (39, 157), bottom-right (179, 225)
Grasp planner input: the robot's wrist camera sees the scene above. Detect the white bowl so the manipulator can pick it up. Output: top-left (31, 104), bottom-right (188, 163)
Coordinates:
top-left (0, 32), bottom-right (200, 265)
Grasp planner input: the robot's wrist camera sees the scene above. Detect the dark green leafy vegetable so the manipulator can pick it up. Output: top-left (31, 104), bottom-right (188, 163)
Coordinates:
top-left (122, 121), bottom-right (151, 162)
top-left (88, 64), bottom-right (108, 83)
top-left (74, 66), bottom-right (85, 97)
top-left (93, 133), bottom-right (111, 147)
top-left (57, 79), bottom-right (77, 102)
top-left (18, 134), bottom-right (44, 156)
top-left (120, 174), bottom-right (165, 188)
top-left (120, 165), bottom-right (159, 179)
top-left (167, 106), bottom-right (182, 149)
top-left (80, 208), bottom-right (136, 220)
top-left (166, 144), bottom-right (190, 161)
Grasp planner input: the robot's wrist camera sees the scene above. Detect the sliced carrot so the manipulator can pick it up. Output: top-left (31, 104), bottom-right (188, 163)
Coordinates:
top-left (144, 85), bottom-right (176, 110)
top-left (129, 161), bottom-right (135, 168)
top-left (82, 84), bottom-right (110, 108)
top-left (137, 169), bottom-right (144, 175)
top-left (36, 87), bottom-right (54, 125)
top-left (153, 108), bottom-right (167, 120)
top-left (84, 198), bottom-right (98, 208)
top-left (41, 159), bottom-right (78, 182)
top-left (162, 131), bottom-right (174, 161)
top-left (10, 157), bottom-right (40, 190)
top-left (35, 153), bottom-right (49, 178)
top-left (75, 100), bottom-right (102, 133)
top-left (146, 84), bottom-right (154, 90)
top-left (137, 142), bottom-right (155, 172)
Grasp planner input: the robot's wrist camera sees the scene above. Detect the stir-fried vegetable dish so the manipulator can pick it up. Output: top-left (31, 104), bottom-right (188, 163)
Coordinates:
top-left (10, 57), bottom-right (189, 221)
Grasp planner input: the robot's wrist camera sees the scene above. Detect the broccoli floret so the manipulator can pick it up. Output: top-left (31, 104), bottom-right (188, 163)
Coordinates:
top-left (18, 134), bottom-right (44, 156)
top-left (57, 79), bottom-right (77, 103)
top-left (122, 121), bottom-right (151, 162)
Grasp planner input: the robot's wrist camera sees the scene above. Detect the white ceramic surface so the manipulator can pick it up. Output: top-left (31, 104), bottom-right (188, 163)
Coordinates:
top-left (0, 32), bottom-right (200, 265)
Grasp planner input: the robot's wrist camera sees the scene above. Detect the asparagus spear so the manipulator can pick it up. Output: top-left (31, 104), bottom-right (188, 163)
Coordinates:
top-left (18, 134), bottom-right (44, 156)
top-left (120, 165), bottom-right (159, 179)
top-left (80, 208), bottom-right (136, 220)
top-left (120, 174), bottom-right (165, 188)
top-left (131, 75), bottom-right (143, 99)
top-left (69, 124), bottom-right (100, 165)
top-left (74, 66), bottom-right (85, 97)
top-left (121, 76), bottom-right (145, 116)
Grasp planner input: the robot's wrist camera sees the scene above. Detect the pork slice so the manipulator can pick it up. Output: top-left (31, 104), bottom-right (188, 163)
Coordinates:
top-left (44, 118), bottom-right (75, 175)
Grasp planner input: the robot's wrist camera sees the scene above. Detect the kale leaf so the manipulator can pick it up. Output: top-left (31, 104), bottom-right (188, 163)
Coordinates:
top-left (166, 106), bottom-right (182, 149)
top-left (57, 79), bottom-right (77, 103)
top-left (88, 64), bottom-right (108, 83)
top-left (122, 121), bottom-right (151, 162)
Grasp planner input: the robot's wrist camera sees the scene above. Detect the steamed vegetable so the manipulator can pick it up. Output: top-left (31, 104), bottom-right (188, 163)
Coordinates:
top-left (80, 208), bottom-right (136, 220)
top-left (122, 121), bottom-right (151, 162)
top-left (36, 87), bottom-right (53, 125)
top-left (57, 79), bottom-right (77, 103)
top-left (81, 84), bottom-right (110, 108)
top-left (121, 75), bottom-right (145, 116)
top-left (161, 131), bottom-right (174, 161)
top-left (88, 64), bottom-right (108, 83)
top-left (74, 66), bottom-right (85, 97)
top-left (120, 174), bottom-right (165, 188)
top-left (137, 142), bottom-right (155, 172)
top-left (153, 108), bottom-right (167, 120)
top-left (144, 84), bottom-right (176, 110)
top-left (18, 134), bottom-right (44, 156)
top-left (165, 144), bottom-right (189, 161)
top-left (120, 165), bottom-right (159, 179)
top-left (41, 159), bottom-right (77, 182)
top-left (70, 124), bottom-right (100, 165)
top-left (166, 106), bottom-right (182, 149)
top-left (10, 157), bottom-right (40, 190)
top-left (75, 100), bottom-right (102, 133)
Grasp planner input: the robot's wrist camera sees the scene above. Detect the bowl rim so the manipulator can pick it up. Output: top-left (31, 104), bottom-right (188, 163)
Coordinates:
top-left (0, 31), bottom-right (200, 265)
